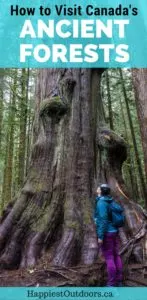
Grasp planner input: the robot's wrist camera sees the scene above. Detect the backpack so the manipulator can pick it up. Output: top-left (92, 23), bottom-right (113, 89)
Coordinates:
top-left (108, 200), bottom-right (125, 228)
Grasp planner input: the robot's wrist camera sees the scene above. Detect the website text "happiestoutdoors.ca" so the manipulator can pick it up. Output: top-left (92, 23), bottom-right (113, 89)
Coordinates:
top-left (27, 289), bottom-right (114, 299)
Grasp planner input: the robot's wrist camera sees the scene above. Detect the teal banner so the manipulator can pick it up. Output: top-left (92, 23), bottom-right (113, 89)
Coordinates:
top-left (0, 287), bottom-right (147, 300)
top-left (0, 287), bottom-right (146, 300)
top-left (0, 0), bottom-right (147, 67)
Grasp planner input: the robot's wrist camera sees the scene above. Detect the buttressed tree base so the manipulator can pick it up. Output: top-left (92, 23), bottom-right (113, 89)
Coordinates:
top-left (0, 69), bottom-right (146, 275)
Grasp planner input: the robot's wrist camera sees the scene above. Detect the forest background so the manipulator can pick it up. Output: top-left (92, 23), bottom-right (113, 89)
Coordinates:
top-left (0, 68), bottom-right (146, 211)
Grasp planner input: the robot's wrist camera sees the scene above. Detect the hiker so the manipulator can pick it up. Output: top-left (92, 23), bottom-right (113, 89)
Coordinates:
top-left (94, 184), bottom-right (124, 287)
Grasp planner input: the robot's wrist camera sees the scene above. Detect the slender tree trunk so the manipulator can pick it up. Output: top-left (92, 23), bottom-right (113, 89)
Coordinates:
top-left (0, 69), bottom-right (146, 272)
top-left (105, 70), bottom-right (114, 130)
top-left (119, 69), bottom-right (147, 207)
top-left (25, 110), bottom-right (31, 176)
top-left (119, 95), bottom-right (139, 201)
top-left (0, 70), bottom-right (4, 201)
top-left (18, 69), bottom-right (28, 189)
top-left (25, 69), bottom-right (34, 176)
top-left (1, 132), bottom-right (9, 211)
top-left (1, 71), bottom-right (17, 208)
top-left (0, 70), bottom-right (4, 152)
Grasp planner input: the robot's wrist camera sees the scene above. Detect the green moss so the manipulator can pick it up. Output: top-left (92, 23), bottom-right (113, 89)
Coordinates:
top-left (30, 200), bottom-right (58, 233)
top-left (35, 182), bottom-right (47, 193)
top-left (29, 169), bottom-right (39, 180)
top-left (87, 276), bottom-right (98, 286)
top-left (82, 198), bottom-right (93, 225)
top-left (99, 127), bottom-right (127, 149)
top-left (66, 221), bottom-right (80, 230)
top-left (40, 96), bottom-right (68, 118)
top-left (31, 210), bottom-right (49, 232)
top-left (83, 212), bottom-right (91, 225)
top-left (23, 180), bottom-right (48, 196)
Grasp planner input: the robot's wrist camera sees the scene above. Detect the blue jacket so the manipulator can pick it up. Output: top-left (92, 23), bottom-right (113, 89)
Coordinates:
top-left (94, 195), bottom-right (117, 240)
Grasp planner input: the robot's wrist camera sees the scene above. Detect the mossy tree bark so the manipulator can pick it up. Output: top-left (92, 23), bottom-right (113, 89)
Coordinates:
top-left (0, 69), bottom-right (146, 270)
top-left (0, 69), bottom-right (4, 153)
top-left (1, 70), bottom-right (17, 209)
top-left (132, 69), bottom-right (147, 208)
top-left (18, 69), bottom-right (28, 189)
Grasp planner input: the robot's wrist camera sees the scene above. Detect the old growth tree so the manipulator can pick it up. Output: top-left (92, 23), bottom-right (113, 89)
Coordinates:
top-left (132, 69), bottom-right (147, 194)
top-left (0, 68), bottom-right (146, 270)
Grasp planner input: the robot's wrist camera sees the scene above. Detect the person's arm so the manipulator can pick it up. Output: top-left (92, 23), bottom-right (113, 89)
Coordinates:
top-left (96, 200), bottom-right (109, 241)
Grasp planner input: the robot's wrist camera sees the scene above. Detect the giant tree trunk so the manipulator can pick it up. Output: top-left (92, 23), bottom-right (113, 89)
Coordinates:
top-left (132, 69), bottom-right (147, 203)
top-left (0, 69), bottom-right (146, 271)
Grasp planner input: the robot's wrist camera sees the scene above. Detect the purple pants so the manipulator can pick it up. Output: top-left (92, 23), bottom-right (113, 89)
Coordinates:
top-left (101, 232), bottom-right (123, 286)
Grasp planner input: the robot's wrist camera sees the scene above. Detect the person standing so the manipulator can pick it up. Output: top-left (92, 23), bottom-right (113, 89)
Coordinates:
top-left (95, 184), bottom-right (123, 287)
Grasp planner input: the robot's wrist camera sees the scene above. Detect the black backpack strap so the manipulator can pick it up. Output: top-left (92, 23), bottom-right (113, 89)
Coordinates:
top-left (104, 200), bottom-right (112, 222)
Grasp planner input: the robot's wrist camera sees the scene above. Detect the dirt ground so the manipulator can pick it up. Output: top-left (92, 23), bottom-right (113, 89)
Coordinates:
top-left (0, 261), bottom-right (146, 287)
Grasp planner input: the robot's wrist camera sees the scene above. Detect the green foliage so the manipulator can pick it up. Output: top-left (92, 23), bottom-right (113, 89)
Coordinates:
top-left (101, 69), bottom-right (146, 206)
top-left (0, 69), bottom-right (36, 212)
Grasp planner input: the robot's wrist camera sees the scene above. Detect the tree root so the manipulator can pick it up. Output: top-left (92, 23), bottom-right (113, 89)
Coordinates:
top-left (53, 229), bottom-right (78, 266)
top-left (0, 262), bottom-right (146, 286)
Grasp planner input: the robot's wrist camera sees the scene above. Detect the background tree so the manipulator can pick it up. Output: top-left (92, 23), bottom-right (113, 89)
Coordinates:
top-left (17, 69), bottom-right (29, 189)
top-left (132, 69), bottom-right (147, 203)
top-left (1, 69), bottom-right (17, 208)
top-left (0, 70), bottom-right (4, 153)
top-left (101, 69), bottom-right (146, 207)
top-left (0, 69), bottom-right (35, 209)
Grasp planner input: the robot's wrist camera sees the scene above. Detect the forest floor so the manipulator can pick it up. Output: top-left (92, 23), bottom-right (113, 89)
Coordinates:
top-left (0, 260), bottom-right (146, 287)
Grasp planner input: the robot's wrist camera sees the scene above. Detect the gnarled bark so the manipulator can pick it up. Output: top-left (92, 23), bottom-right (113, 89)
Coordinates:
top-left (0, 69), bottom-right (146, 272)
